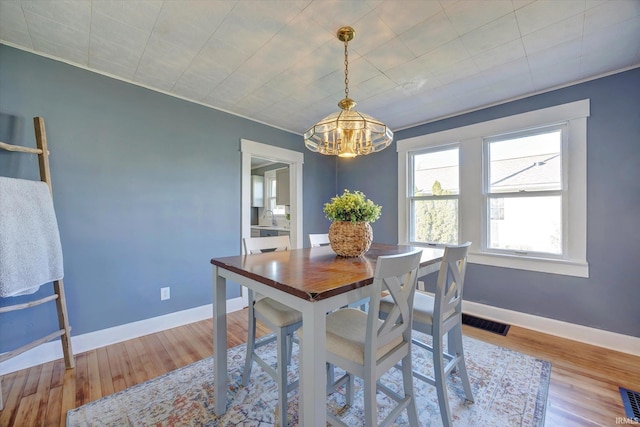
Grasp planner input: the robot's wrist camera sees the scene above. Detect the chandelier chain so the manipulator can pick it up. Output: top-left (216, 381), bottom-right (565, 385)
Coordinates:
top-left (344, 40), bottom-right (349, 99)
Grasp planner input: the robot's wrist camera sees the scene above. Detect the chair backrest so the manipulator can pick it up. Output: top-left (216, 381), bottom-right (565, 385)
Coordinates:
top-left (366, 250), bottom-right (422, 363)
top-left (243, 235), bottom-right (291, 254)
top-left (308, 233), bottom-right (330, 247)
top-left (434, 242), bottom-right (471, 328)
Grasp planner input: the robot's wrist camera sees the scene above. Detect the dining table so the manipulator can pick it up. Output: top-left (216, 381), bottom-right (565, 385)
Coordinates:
top-left (210, 242), bottom-right (444, 426)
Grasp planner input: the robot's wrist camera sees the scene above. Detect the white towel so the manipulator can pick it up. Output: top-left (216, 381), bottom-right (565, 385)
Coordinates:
top-left (0, 176), bottom-right (64, 297)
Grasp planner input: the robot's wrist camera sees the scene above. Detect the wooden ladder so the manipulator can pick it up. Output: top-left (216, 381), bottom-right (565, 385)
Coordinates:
top-left (0, 117), bottom-right (74, 410)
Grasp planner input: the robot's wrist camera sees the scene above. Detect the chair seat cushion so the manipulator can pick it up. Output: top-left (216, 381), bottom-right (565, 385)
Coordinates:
top-left (324, 308), bottom-right (402, 365)
top-left (380, 291), bottom-right (455, 326)
top-left (254, 297), bottom-right (302, 327)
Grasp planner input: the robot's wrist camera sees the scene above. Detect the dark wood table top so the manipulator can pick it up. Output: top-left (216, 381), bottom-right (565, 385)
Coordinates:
top-left (211, 243), bottom-right (443, 301)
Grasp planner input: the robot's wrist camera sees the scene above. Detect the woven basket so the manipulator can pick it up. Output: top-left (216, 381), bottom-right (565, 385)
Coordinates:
top-left (328, 221), bottom-right (373, 257)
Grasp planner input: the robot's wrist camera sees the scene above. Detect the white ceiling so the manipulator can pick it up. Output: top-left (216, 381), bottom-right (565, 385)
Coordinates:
top-left (1, 0), bottom-right (639, 135)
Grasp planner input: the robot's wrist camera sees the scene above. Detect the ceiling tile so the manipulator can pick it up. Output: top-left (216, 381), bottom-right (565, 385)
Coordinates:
top-left (89, 35), bottom-right (140, 79)
top-left (350, 10), bottom-right (396, 56)
top-left (444, 0), bottom-right (514, 35)
top-left (21, 0), bottom-right (91, 33)
top-left (91, 0), bottom-right (163, 33)
top-left (460, 13), bottom-right (521, 57)
top-left (363, 37), bottom-right (415, 72)
top-left (399, 11), bottom-right (459, 57)
top-left (515, 0), bottom-right (584, 35)
top-left (0, 1), bottom-right (32, 48)
top-left (584, 0), bottom-right (640, 34)
top-left (522, 14), bottom-right (584, 55)
top-left (23, 9), bottom-right (89, 55)
top-left (90, 9), bottom-right (150, 56)
top-left (374, 0), bottom-right (443, 35)
top-left (472, 38), bottom-right (526, 71)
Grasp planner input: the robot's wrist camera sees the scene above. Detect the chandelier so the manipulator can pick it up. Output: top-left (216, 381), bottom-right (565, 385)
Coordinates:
top-left (304, 26), bottom-right (393, 158)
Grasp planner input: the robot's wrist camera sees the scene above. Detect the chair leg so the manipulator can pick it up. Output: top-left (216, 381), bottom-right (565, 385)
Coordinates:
top-left (242, 305), bottom-right (257, 386)
top-left (346, 373), bottom-right (354, 406)
top-left (286, 333), bottom-right (294, 366)
top-left (402, 353), bottom-right (419, 427)
top-left (276, 328), bottom-right (289, 427)
top-left (433, 335), bottom-right (453, 427)
top-left (453, 323), bottom-right (474, 402)
top-left (363, 370), bottom-right (377, 426)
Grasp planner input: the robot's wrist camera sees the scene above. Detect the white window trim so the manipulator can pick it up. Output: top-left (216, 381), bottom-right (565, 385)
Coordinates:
top-left (398, 99), bottom-right (589, 278)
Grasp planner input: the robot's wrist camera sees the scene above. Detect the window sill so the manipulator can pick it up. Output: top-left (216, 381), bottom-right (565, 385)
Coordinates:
top-left (467, 251), bottom-right (589, 278)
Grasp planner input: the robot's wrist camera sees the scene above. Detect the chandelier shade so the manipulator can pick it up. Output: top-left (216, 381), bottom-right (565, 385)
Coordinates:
top-left (304, 26), bottom-right (393, 158)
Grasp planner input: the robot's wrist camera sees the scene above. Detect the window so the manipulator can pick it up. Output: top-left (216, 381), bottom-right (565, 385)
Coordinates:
top-left (485, 126), bottom-right (564, 255)
top-left (397, 100), bottom-right (589, 277)
top-left (410, 147), bottom-right (459, 244)
top-left (264, 169), bottom-right (286, 216)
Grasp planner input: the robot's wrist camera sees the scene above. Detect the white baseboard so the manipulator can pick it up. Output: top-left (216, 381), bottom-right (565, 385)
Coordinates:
top-left (0, 297), bottom-right (246, 376)
top-left (462, 300), bottom-right (640, 356)
top-left (2, 296), bottom-right (637, 376)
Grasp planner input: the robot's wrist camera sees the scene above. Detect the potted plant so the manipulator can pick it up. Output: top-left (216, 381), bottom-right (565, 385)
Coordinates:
top-left (323, 189), bottom-right (382, 257)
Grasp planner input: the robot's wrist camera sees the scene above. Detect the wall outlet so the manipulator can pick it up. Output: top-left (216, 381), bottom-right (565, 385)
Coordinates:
top-left (160, 287), bottom-right (170, 301)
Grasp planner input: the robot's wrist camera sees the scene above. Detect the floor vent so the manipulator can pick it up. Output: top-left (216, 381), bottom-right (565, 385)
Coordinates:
top-left (462, 314), bottom-right (510, 336)
top-left (620, 387), bottom-right (640, 422)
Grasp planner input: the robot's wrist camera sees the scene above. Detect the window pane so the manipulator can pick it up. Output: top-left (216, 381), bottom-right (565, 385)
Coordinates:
top-left (413, 148), bottom-right (459, 196)
top-left (412, 199), bottom-right (458, 244)
top-left (489, 196), bottom-right (561, 254)
top-left (489, 130), bottom-right (561, 193)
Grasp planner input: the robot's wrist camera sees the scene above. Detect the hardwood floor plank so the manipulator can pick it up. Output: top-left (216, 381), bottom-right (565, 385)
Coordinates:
top-left (73, 352), bottom-right (89, 407)
top-left (0, 370), bottom-right (27, 427)
top-left (45, 385), bottom-right (63, 427)
top-left (0, 310), bottom-right (637, 426)
top-left (12, 393), bottom-right (40, 426)
top-left (34, 360), bottom-right (54, 425)
top-left (59, 367), bottom-right (76, 423)
top-left (95, 346), bottom-right (115, 398)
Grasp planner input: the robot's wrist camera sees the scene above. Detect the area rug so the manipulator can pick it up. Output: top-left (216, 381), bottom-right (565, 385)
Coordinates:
top-left (67, 333), bottom-right (550, 426)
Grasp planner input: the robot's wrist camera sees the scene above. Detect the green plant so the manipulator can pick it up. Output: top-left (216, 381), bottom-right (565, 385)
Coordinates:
top-left (323, 189), bottom-right (382, 223)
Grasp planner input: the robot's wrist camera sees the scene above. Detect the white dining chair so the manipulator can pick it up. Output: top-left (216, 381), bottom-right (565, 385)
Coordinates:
top-left (308, 233), bottom-right (330, 247)
top-left (242, 235), bottom-right (301, 426)
top-left (381, 242), bottom-right (474, 427)
top-left (308, 249), bottom-right (422, 427)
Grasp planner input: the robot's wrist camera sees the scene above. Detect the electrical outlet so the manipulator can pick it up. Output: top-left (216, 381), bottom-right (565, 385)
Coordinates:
top-left (160, 287), bottom-right (170, 301)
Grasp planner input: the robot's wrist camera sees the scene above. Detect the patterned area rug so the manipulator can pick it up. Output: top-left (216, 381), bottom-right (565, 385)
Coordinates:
top-left (67, 333), bottom-right (550, 426)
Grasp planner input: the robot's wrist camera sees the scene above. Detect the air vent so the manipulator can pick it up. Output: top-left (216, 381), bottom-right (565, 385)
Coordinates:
top-left (620, 387), bottom-right (640, 422)
top-left (462, 314), bottom-right (510, 336)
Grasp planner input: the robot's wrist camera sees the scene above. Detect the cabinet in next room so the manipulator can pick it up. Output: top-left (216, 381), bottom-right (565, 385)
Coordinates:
top-left (276, 168), bottom-right (289, 206)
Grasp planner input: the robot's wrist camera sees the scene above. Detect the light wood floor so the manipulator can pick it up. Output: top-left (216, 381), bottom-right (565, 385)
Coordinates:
top-left (1, 309), bottom-right (638, 426)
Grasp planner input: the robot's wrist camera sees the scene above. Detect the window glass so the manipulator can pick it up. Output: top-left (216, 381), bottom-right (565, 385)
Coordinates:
top-left (488, 195), bottom-right (562, 254)
top-left (486, 127), bottom-right (563, 255)
top-left (410, 147), bottom-right (459, 244)
top-left (489, 130), bottom-right (562, 193)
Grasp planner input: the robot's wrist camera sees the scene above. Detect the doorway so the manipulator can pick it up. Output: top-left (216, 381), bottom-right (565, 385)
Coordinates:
top-left (241, 139), bottom-right (303, 250)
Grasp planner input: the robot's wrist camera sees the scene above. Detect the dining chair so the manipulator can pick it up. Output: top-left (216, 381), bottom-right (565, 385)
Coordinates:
top-left (380, 242), bottom-right (473, 427)
top-left (242, 235), bottom-right (302, 426)
top-left (311, 249), bottom-right (422, 427)
top-left (308, 233), bottom-right (330, 247)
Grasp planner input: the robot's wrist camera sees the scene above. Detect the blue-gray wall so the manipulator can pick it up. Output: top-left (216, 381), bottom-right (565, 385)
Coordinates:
top-left (2, 42), bottom-right (638, 353)
top-left (339, 67), bottom-right (640, 338)
top-left (0, 45), bottom-right (335, 352)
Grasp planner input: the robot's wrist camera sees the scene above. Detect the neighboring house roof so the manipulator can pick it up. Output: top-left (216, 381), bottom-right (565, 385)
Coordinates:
top-left (414, 153), bottom-right (560, 195)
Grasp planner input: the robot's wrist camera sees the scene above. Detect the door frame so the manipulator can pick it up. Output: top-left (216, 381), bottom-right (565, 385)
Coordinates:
top-left (241, 139), bottom-right (304, 252)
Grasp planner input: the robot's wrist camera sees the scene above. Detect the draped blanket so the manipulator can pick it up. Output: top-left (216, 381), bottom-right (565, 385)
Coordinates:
top-left (0, 177), bottom-right (63, 297)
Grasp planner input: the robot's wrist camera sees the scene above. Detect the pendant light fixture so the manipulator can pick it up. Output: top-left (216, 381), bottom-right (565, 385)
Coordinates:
top-left (304, 26), bottom-right (393, 158)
